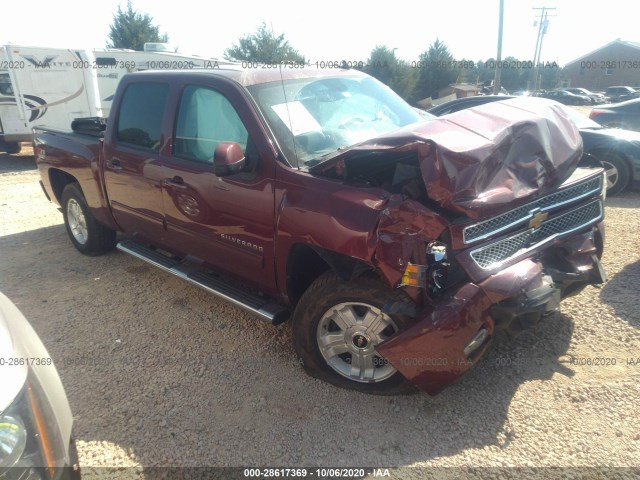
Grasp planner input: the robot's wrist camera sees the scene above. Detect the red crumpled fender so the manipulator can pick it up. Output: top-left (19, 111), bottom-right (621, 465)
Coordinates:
top-left (371, 196), bottom-right (449, 288)
top-left (376, 259), bottom-right (547, 394)
top-left (375, 283), bottom-right (494, 395)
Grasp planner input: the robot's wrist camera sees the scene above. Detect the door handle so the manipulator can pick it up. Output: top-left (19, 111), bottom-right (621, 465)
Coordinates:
top-left (106, 158), bottom-right (122, 172)
top-left (163, 176), bottom-right (188, 190)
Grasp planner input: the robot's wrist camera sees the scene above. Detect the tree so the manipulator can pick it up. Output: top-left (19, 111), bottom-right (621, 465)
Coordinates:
top-left (107, 1), bottom-right (168, 51)
top-left (538, 62), bottom-right (565, 90)
top-left (453, 58), bottom-right (480, 84)
top-left (498, 56), bottom-right (528, 92)
top-left (467, 58), bottom-right (494, 86)
top-left (224, 23), bottom-right (305, 63)
top-left (413, 39), bottom-right (457, 102)
top-left (364, 46), bottom-right (418, 100)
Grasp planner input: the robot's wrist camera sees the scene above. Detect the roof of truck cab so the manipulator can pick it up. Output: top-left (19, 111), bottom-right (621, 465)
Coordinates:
top-left (127, 67), bottom-right (368, 87)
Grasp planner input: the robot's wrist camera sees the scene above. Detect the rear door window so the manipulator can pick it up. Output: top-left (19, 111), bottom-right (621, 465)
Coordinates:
top-left (116, 82), bottom-right (169, 151)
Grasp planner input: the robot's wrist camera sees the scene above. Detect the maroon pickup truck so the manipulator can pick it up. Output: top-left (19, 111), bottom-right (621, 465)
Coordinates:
top-left (34, 67), bottom-right (607, 395)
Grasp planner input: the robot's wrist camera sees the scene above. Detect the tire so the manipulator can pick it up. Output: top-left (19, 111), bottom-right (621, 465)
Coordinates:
top-left (6, 142), bottom-right (21, 154)
top-left (61, 183), bottom-right (116, 255)
top-left (600, 154), bottom-right (631, 195)
top-left (292, 272), bottom-right (418, 395)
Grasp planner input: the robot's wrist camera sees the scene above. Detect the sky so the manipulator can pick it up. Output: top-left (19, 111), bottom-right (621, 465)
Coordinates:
top-left (1, 0), bottom-right (637, 66)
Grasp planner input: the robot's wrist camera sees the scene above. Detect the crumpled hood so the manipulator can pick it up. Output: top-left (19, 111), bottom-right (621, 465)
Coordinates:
top-left (312, 98), bottom-right (583, 220)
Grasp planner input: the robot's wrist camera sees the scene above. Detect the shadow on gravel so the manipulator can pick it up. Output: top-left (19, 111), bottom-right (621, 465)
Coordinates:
top-left (0, 151), bottom-right (36, 173)
top-left (605, 190), bottom-right (640, 209)
top-left (600, 261), bottom-right (640, 328)
top-left (0, 224), bottom-right (577, 471)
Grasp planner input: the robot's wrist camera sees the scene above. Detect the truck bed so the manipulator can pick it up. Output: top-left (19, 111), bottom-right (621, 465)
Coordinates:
top-left (34, 126), bottom-right (116, 230)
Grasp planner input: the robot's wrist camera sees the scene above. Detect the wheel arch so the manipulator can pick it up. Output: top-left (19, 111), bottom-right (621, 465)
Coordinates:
top-left (48, 168), bottom-right (80, 203)
top-left (286, 244), bottom-right (377, 306)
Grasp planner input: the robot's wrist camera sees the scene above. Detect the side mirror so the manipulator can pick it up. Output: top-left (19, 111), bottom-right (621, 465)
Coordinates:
top-left (213, 142), bottom-right (245, 177)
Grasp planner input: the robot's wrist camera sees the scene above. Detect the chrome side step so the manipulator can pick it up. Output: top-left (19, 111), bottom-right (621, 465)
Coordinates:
top-left (117, 240), bottom-right (289, 325)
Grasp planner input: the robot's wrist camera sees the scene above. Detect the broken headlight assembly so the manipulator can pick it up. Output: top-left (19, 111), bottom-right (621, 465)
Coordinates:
top-left (426, 241), bottom-right (449, 293)
top-left (400, 241), bottom-right (450, 294)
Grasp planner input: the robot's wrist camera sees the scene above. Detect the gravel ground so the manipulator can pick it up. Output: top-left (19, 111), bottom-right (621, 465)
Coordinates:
top-left (0, 145), bottom-right (639, 479)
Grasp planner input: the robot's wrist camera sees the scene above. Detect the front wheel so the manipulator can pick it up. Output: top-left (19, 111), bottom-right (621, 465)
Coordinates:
top-left (61, 183), bottom-right (116, 255)
top-left (292, 272), bottom-right (417, 395)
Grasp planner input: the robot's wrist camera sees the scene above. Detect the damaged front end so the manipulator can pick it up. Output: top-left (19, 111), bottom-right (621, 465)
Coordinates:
top-left (376, 222), bottom-right (606, 395)
top-left (311, 98), bottom-right (607, 395)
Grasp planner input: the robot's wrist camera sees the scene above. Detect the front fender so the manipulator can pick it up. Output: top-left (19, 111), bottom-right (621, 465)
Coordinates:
top-left (375, 283), bottom-right (494, 395)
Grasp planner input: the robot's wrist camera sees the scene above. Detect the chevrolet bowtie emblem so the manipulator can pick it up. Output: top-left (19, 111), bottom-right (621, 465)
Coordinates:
top-left (529, 211), bottom-right (548, 229)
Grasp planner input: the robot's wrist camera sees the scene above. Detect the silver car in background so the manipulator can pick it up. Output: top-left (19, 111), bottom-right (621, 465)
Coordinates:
top-left (0, 292), bottom-right (80, 479)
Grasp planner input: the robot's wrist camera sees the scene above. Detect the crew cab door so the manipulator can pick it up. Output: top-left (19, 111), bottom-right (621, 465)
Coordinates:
top-left (158, 80), bottom-right (278, 291)
top-left (103, 81), bottom-right (170, 243)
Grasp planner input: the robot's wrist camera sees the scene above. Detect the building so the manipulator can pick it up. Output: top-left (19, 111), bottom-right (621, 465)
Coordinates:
top-left (565, 39), bottom-right (640, 91)
top-left (416, 83), bottom-right (484, 108)
top-left (437, 83), bottom-right (480, 99)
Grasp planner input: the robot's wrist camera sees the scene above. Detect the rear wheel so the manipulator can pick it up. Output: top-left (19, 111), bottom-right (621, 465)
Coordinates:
top-left (61, 183), bottom-right (116, 255)
top-left (292, 272), bottom-right (417, 395)
top-left (601, 154), bottom-right (630, 195)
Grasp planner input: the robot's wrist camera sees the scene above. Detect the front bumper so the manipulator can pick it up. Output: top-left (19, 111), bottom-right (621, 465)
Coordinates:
top-left (58, 439), bottom-right (81, 480)
top-left (376, 225), bottom-right (606, 395)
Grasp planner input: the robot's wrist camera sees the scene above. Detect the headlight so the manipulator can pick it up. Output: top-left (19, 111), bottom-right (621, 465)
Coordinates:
top-left (426, 241), bottom-right (449, 293)
top-left (399, 241), bottom-right (450, 293)
top-left (0, 414), bottom-right (27, 468)
top-left (0, 377), bottom-right (69, 479)
top-left (601, 171), bottom-right (607, 200)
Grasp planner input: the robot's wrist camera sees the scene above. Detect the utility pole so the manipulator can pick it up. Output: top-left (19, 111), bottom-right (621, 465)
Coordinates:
top-left (530, 7), bottom-right (556, 91)
top-left (493, 0), bottom-right (504, 94)
top-left (528, 12), bottom-right (544, 90)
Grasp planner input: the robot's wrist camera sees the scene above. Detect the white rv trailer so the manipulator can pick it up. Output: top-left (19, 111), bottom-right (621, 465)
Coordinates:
top-left (0, 43), bottom-right (235, 153)
top-left (93, 43), bottom-right (236, 116)
top-left (0, 45), bottom-right (102, 153)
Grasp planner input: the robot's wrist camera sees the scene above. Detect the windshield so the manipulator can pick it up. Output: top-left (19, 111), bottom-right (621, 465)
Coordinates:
top-left (246, 75), bottom-right (423, 167)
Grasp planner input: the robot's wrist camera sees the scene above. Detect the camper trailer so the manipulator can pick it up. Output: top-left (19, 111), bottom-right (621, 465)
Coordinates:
top-left (0, 43), bottom-right (235, 153)
top-left (0, 45), bottom-right (102, 153)
top-left (93, 43), bottom-right (235, 116)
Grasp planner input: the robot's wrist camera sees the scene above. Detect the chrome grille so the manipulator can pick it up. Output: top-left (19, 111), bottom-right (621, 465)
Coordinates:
top-left (470, 200), bottom-right (603, 269)
top-left (463, 176), bottom-right (602, 244)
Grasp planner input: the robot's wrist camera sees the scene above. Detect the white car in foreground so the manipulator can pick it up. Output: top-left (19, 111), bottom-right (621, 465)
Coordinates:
top-left (0, 292), bottom-right (80, 479)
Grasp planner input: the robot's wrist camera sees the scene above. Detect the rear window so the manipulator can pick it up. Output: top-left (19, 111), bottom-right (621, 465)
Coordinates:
top-left (116, 82), bottom-right (169, 151)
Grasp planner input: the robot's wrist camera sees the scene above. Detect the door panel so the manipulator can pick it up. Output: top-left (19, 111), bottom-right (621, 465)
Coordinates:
top-left (159, 84), bottom-right (277, 290)
top-left (161, 163), bottom-right (274, 271)
top-left (103, 81), bottom-right (169, 241)
top-left (103, 151), bottom-right (166, 239)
